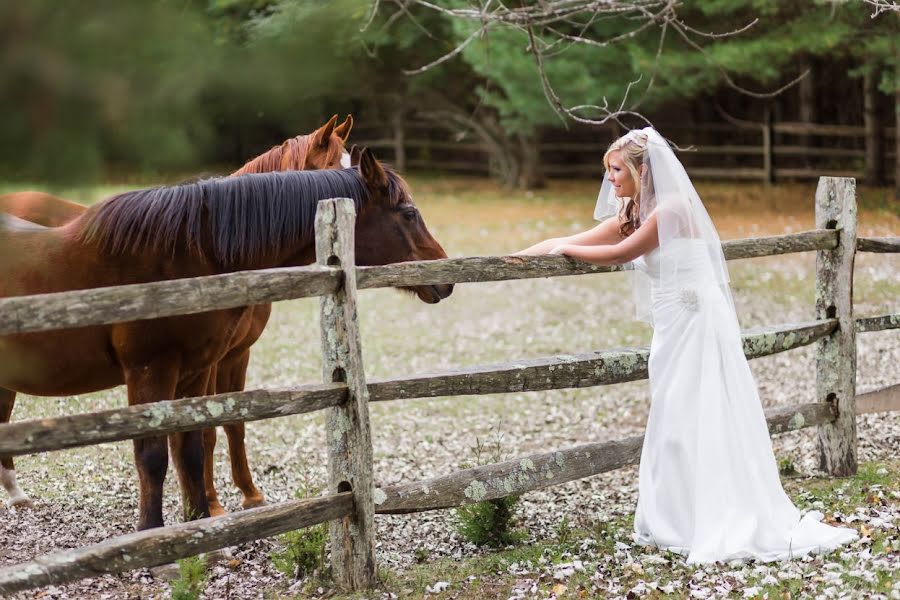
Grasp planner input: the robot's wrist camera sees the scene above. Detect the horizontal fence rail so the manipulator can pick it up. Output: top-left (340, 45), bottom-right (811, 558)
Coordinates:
top-left (0, 265), bottom-right (340, 336)
top-left (375, 402), bottom-right (837, 515)
top-left (857, 236), bottom-right (900, 253)
top-left (856, 384), bottom-right (900, 415)
top-left (356, 230), bottom-right (837, 289)
top-left (0, 231), bottom-right (838, 337)
top-left (856, 313), bottom-right (900, 333)
top-left (368, 320), bottom-right (836, 402)
top-left (0, 384), bottom-right (347, 457)
top-left (0, 493), bottom-right (353, 594)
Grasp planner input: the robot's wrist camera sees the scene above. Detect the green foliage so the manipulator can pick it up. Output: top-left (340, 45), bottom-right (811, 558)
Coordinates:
top-left (778, 456), bottom-right (798, 477)
top-left (270, 524), bottom-right (328, 581)
top-left (169, 554), bottom-right (208, 600)
top-left (455, 494), bottom-right (524, 548)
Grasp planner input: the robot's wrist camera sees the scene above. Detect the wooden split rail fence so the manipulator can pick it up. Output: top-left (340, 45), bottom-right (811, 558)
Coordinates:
top-left (0, 177), bottom-right (897, 592)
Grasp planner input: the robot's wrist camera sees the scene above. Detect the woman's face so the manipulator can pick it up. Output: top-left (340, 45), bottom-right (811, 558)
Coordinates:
top-left (607, 150), bottom-right (636, 198)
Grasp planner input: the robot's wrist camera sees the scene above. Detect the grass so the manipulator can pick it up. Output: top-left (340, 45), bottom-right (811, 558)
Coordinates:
top-left (312, 459), bottom-right (900, 600)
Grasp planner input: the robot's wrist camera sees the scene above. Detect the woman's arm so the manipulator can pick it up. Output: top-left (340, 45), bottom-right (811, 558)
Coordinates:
top-left (551, 212), bottom-right (659, 265)
top-left (514, 216), bottom-right (623, 255)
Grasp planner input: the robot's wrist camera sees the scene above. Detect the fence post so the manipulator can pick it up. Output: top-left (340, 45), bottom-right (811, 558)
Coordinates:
top-left (814, 177), bottom-right (858, 477)
top-left (315, 198), bottom-right (376, 589)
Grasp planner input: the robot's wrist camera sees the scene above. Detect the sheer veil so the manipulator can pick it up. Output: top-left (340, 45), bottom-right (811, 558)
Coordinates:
top-left (594, 127), bottom-right (737, 326)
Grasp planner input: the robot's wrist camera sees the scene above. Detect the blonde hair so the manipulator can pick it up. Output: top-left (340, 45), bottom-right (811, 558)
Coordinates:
top-left (603, 131), bottom-right (648, 237)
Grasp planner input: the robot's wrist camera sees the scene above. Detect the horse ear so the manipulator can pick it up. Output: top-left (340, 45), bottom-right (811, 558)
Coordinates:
top-left (349, 144), bottom-right (362, 167)
top-left (334, 114), bottom-right (353, 142)
top-left (314, 114), bottom-right (339, 147)
top-left (358, 147), bottom-right (390, 193)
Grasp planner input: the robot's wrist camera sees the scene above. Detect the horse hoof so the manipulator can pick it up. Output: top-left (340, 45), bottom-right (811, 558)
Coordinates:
top-left (209, 504), bottom-right (227, 518)
top-left (241, 496), bottom-right (267, 510)
top-left (10, 497), bottom-right (33, 510)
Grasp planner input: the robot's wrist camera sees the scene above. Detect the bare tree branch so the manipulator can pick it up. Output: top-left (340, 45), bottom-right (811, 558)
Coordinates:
top-left (861, 0), bottom-right (900, 17)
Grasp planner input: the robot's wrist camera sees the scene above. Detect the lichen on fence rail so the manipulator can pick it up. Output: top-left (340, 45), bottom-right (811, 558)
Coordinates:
top-left (0, 265), bottom-right (341, 336)
top-left (0, 383), bottom-right (347, 457)
top-left (367, 319), bottom-right (836, 402)
top-left (0, 493), bottom-right (354, 594)
top-left (374, 402), bottom-right (836, 514)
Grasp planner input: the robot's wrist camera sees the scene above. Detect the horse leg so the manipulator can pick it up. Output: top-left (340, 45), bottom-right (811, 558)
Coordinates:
top-left (196, 364), bottom-right (227, 517)
top-left (125, 361), bottom-right (179, 531)
top-left (203, 427), bottom-right (226, 517)
top-left (218, 350), bottom-right (266, 510)
top-left (169, 370), bottom-right (212, 522)
top-left (0, 388), bottom-right (31, 509)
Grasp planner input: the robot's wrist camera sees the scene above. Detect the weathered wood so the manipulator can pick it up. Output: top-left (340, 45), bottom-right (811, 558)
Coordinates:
top-left (356, 255), bottom-right (627, 289)
top-left (355, 231), bottom-right (836, 290)
top-left (721, 230), bottom-right (837, 260)
top-left (0, 493), bottom-right (353, 594)
top-left (764, 402), bottom-right (838, 435)
top-left (815, 177), bottom-right (858, 477)
top-left (856, 313), bottom-right (900, 333)
top-left (0, 384), bottom-right (346, 457)
top-left (0, 265), bottom-right (340, 336)
top-left (857, 236), bottom-right (900, 253)
top-left (375, 402), bottom-right (834, 514)
top-left (856, 384), bottom-right (900, 415)
top-left (315, 198), bottom-right (376, 590)
top-left (368, 320), bottom-right (836, 402)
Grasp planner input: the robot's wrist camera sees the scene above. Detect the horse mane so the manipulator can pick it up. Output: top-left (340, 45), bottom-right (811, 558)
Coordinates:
top-left (76, 169), bottom-right (401, 268)
top-left (231, 133), bottom-right (344, 176)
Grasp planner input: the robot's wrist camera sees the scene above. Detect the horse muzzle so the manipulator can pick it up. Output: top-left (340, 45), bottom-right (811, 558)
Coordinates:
top-left (414, 283), bottom-right (453, 304)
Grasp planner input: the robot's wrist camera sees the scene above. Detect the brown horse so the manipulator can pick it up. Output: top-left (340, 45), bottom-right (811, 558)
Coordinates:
top-left (0, 115), bottom-right (354, 513)
top-left (0, 150), bottom-right (452, 530)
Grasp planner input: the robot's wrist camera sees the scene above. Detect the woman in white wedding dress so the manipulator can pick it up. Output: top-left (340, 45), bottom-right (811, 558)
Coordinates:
top-left (517, 127), bottom-right (858, 564)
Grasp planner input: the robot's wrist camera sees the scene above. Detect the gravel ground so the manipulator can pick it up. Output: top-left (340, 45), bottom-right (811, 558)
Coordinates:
top-left (1, 183), bottom-right (897, 599)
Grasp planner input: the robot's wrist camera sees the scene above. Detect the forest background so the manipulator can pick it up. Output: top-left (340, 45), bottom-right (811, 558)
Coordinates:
top-left (1, 0), bottom-right (897, 193)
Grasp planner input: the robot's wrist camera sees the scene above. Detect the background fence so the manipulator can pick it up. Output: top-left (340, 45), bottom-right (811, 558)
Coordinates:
top-left (0, 177), bottom-right (897, 593)
top-left (352, 121), bottom-right (898, 184)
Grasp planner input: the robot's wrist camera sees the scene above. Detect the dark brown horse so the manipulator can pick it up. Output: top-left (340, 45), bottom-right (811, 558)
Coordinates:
top-left (0, 115), bottom-right (354, 513)
top-left (0, 149), bottom-right (452, 530)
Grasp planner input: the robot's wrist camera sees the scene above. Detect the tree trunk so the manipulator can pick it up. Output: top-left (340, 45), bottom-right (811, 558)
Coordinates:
top-left (864, 68), bottom-right (885, 186)
top-left (895, 80), bottom-right (900, 196)
top-left (516, 133), bottom-right (544, 189)
top-left (763, 103), bottom-right (775, 185)
top-left (391, 97), bottom-right (407, 172)
top-left (798, 61), bottom-right (816, 168)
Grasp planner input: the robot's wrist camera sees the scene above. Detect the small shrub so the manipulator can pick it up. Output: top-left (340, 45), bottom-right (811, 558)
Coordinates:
top-left (454, 425), bottom-right (525, 547)
top-left (170, 554), bottom-right (208, 600)
top-left (455, 494), bottom-right (523, 547)
top-left (271, 524), bottom-right (328, 581)
top-left (778, 456), bottom-right (798, 477)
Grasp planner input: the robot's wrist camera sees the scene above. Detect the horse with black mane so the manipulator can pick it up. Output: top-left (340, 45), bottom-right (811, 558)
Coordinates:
top-left (0, 149), bottom-right (451, 530)
top-left (0, 115), bottom-right (354, 514)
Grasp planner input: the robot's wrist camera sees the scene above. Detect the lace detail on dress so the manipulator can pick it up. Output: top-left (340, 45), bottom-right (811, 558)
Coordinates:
top-left (678, 287), bottom-right (701, 311)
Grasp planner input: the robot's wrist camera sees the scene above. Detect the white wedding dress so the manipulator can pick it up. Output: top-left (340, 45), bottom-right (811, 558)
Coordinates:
top-left (631, 239), bottom-right (859, 564)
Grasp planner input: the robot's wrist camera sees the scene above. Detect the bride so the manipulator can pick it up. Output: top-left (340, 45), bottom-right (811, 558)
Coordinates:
top-left (517, 127), bottom-right (858, 563)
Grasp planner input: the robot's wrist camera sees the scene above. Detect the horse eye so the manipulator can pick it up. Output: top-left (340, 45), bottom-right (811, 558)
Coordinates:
top-left (403, 209), bottom-right (418, 222)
